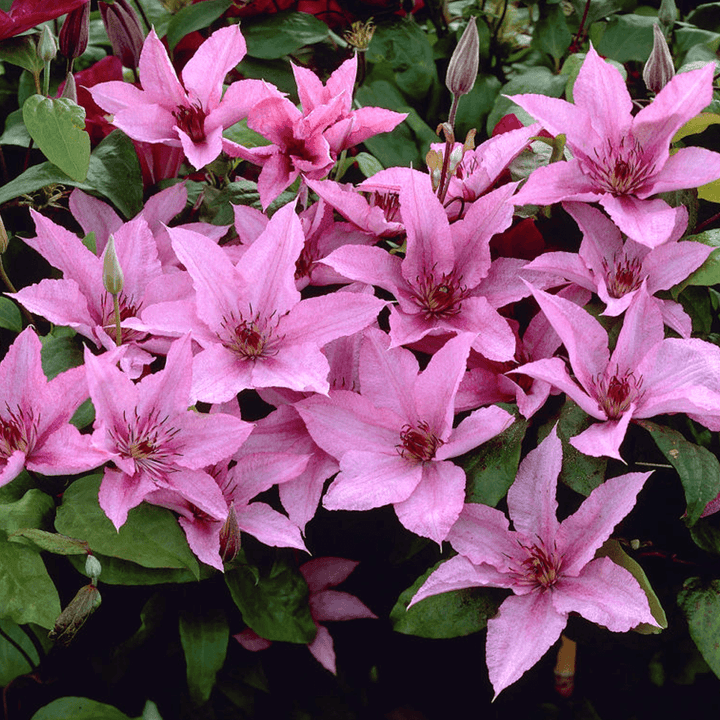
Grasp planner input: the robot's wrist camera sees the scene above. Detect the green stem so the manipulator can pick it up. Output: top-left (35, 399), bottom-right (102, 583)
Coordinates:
top-left (113, 293), bottom-right (122, 346)
top-left (0, 255), bottom-right (17, 293)
top-left (43, 60), bottom-right (51, 97)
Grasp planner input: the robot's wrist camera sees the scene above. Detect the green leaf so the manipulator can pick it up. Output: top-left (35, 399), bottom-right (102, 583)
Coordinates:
top-left (0, 36), bottom-right (44, 74)
top-left (390, 559), bottom-right (507, 639)
top-left (569, 0), bottom-right (623, 26)
top-left (31, 697), bottom-right (131, 720)
top-left (223, 118), bottom-right (271, 149)
top-left (671, 230), bottom-right (720, 297)
top-left (86, 130), bottom-right (144, 219)
top-left (454, 73), bottom-right (502, 141)
top-left (243, 11), bottom-right (329, 60)
top-left (225, 558), bottom-right (316, 643)
top-left (596, 13), bottom-right (656, 63)
top-left (533, 3), bottom-right (572, 62)
top-left (0, 533), bottom-right (61, 629)
top-left (9, 529), bottom-right (89, 555)
top-left (678, 577), bottom-right (720, 680)
top-left (639, 420), bottom-right (720, 526)
top-left (40, 332), bottom-right (83, 380)
top-left (202, 179), bottom-right (295, 225)
top-left (22, 95), bottom-right (91, 182)
top-left (55, 476), bottom-right (200, 577)
top-left (0, 489), bottom-right (54, 534)
top-left (166, 0), bottom-right (233, 50)
top-left (179, 605), bottom-right (229, 705)
top-left (0, 618), bottom-right (41, 685)
top-left (68, 552), bottom-right (211, 585)
top-left (0, 297), bottom-right (22, 332)
top-left (0, 108), bottom-right (32, 147)
top-left (355, 152), bottom-right (385, 178)
top-left (460, 409), bottom-right (528, 507)
top-left (0, 161), bottom-right (90, 207)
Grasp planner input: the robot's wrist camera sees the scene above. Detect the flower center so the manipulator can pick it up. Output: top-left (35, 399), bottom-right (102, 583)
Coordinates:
top-left (112, 408), bottom-right (181, 479)
top-left (220, 311), bottom-right (282, 361)
top-left (0, 405), bottom-right (37, 459)
top-left (173, 102), bottom-right (206, 143)
top-left (397, 421), bottom-right (443, 462)
top-left (512, 540), bottom-right (562, 590)
top-left (411, 269), bottom-right (468, 319)
top-left (593, 369), bottom-right (644, 419)
top-left (603, 253), bottom-right (645, 298)
top-left (100, 292), bottom-right (145, 344)
top-left (584, 137), bottom-right (656, 196)
top-left (369, 191), bottom-right (401, 224)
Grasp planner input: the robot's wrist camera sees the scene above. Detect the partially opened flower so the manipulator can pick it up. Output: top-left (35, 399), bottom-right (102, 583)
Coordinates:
top-left (409, 427), bottom-right (657, 698)
top-left (508, 45), bottom-right (720, 246)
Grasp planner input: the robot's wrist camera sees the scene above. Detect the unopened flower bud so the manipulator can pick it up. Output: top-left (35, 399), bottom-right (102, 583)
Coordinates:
top-left (643, 24), bottom-right (674, 94)
top-left (61, 73), bottom-right (78, 102)
top-left (103, 235), bottom-right (124, 295)
top-left (658, 0), bottom-right (677, 29)
top-left (448, 144), bottom-right (464, 173)
top-left (219, 505), bottom-right (241, 563)
top-left (446, 17), bottom-right (479, 98)
top-left (85, 554), bottom-right (102, 584)
top-left (49, 583), bottom-right (101, 646)
top-left (0, 213), bottom-right (8, 254)
top-left (38, 25), bottom-right (57, 63)
top-left (100, 0), bottom-right (144, 71)
top-left (59, 2), bottom-right (90, 61)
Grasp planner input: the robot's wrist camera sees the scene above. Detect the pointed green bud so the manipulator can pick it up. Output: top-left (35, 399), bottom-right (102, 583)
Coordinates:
top-left (38, 25), bottom-right (57, 63)
top-left (658, 0), bottom-right (677, 29)
top-left (59, 3), bottom-right (90, 61)
top-left (61, 72), bottom-right (77, 103)
top-left (103, 235), bottom-right (124, 296)
top-left (85, 554), bottom-right (102, 584)
top-left (446, 17), bottom-right (479, 98)
top-left (643, 24), bottom-right (674, 95)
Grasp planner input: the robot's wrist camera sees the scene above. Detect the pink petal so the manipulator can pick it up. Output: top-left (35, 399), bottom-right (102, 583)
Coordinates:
top-left (310, 589), bottom-right (377, 622)
top-left (568, 411), bottom-right (634, 461)
top-left (235, 628), bottom-right (272, 652)
top-left (307, 623), bottom-right (336, 674)
top-left (599, 194), bottom-right (683, 248)
top-left (438, 405), bottom-right (514, 460)
top-left (234, 501), bottom-right (307, 551)
top-left (138, 28), bottom-right (186, 108)
top-left (301, 557), bottom-right (359, 592)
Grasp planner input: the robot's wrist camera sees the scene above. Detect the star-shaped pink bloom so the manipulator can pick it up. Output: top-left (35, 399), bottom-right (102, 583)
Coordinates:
top-left (409, 427), bottom-right (657, 698)
top-left (0, 327), bottom-right (108, 487)
top-left (85, 334), bottom-right (252, 530)
top-left (514, 285), bottom-right (720, 459)
top-left (508, 45), bottom-right (720, 246)
top-left (235, 557), bottom-right (376, 674)
top-left (90, 26), bottom-right (281, 170)
top-left (523, 202), bottom-right (714, 337)
top-left (297, 329), bottom-right (514, 544)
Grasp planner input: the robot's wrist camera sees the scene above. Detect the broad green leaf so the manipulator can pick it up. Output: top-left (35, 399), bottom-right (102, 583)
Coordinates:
top-left (460, 409), bottom-right (528, 507)
top-left (243, 11), bottom-right (329, 60)
top-left (86, 130), bottom-right (143, 219)
top-left (68, 552), bottom-right (207, 585)
top-left (538, 399), bottom-right (607, 495)
top-left (0, 489), bottom-right (54, 534)
top-left (166, 0), bottom-right (233, 50)
top-left (55, 476), bottom-right (200, 577)
top-left (688, 3), bottom-right (720, 32)
top-left (533, 3), bottom-right (572, 62)
top-left (678, 577), bottom-right (720, 680)
top-left (179, 605), bottom-right (229, 705)
top-left (0, 533), bottom-right (61, 629)
top-left (454, 73), bottom-right (502, 140)
top-left (673, 112), bottom-right (720, 143)
top-left (569, 0), bottom-right (623, 26)
top-left (596, 14), bottom-right (656, 63)
top-left (202, 179), bottom-right (295, 225)
top-left (670, 230), bottom-right (720, 296)
top-left (223, 118), bottom-right (271, 149)
top-left (390, 559), bottom-right (507, 639)
top-left (355, 152), bottom-right (385, 178)
top-left (0, 297), bottom-right (22, 332)
top-left (595, 540), bottom-right (667, 634)
top-left (40, 333), bottom-right (83, 380)
top-left (0, 161), bottom-right (90, 207)
top-left (690, 513), bottom-right (720, 555)
top-left (31, 697), bottom-right (131, 720)
top-left (135, 0), bottom-right (172, 39)
top-left (23, 95), bottom-right (90, 182)
top-left (639, 420), bottom-right (720, 526)
top-left (676, 27), bottom-right (720, 56)
top-left (0, 618), bottom-right (41, 685)
top-left (10, 529), bottom-right (89, 555)
top-left (0, 108), bottom-right (32, 147)
top-left (225, 558), bottom-right (316, 643)
top-left (0, 36), bottom-right (43, 74)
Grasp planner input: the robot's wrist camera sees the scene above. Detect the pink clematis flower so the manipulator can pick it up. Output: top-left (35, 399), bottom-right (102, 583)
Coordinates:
top-left (235, 557), bottom-right (377, 674)
top-left (513, 284), bottom-right (720, 459)
top-left (409, 427), bottom-right (657, 698)
top-left (508, 45), bottom-right (720, 247)
top-left (84, 334), bottom-right (252, 530)
top-left (523, 202), bottom-right (714, 337)
top-left (90, 25), bottom-right (282, 170)
top-left (297, 329), bottom-right (514, 544)
top-left (0, 327), bottom-right (109, 487)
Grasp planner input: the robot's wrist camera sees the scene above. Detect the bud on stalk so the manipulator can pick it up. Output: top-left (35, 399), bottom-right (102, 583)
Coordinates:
top-left (643, 24), bottom-right (674, 95)
top-left (103, 235), bottom-right (125, 345)
top-left (446, 17), bottom-right (479, 100)
top-left (59, 2), bottom-right (90, 62)
top-left (99, 0), bottom-right (144, 71)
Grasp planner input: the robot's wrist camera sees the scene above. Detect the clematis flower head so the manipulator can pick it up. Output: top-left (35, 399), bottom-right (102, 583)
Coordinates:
top-left (409, 427), bottom-right (658, 698)
top-left (508, 45), bottom-right (720, 247)
top-left (90, 25), bottom-right (283, 170)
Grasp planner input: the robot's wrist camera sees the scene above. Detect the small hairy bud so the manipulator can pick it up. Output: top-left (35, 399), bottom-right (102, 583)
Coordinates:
top-left (100, 0), bottom-right (144, 71)
top-left (49, 584), bottom-right (102, 646)
top-left (85, 554), bottom-right (102, 584)
top-left (38, 25), bottom-right (58, 63)
top-left (59, 2), bottom-right (90, 60)
top-left (643, 24), bottom-right (674, 95)
top-left (658, 0), bottom-right (677, 29)
top-left (60, 72), bottom-right (78, 102)
top-left (446, 17), bottom-right (479, 98)
top-left (103, 235), bottom-right (124, 295)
